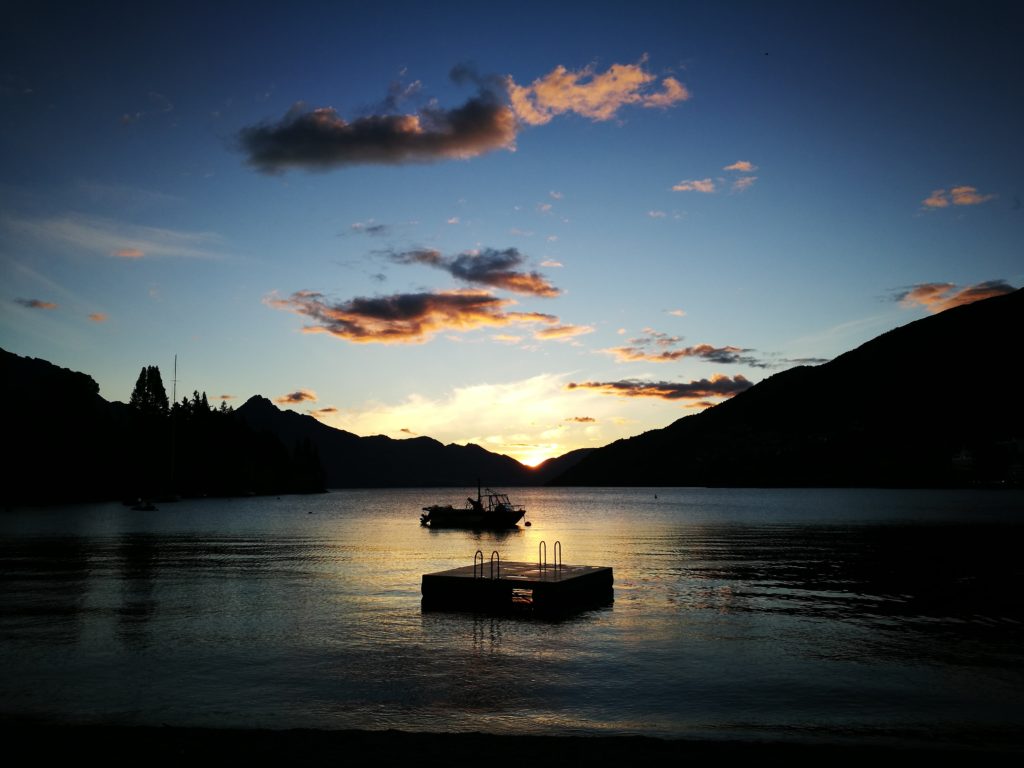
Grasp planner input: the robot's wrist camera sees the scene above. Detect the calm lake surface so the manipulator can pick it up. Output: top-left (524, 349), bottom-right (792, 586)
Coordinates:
top-left (2, 487), bottom-right (1023, 749)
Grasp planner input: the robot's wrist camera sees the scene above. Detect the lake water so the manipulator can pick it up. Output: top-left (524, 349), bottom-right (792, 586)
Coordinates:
top-left (2, 487), bottom-right (1023, 750)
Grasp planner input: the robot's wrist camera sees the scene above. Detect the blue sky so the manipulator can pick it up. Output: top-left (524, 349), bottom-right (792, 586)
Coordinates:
top-left (2, 1), bottom-right (1021, 465)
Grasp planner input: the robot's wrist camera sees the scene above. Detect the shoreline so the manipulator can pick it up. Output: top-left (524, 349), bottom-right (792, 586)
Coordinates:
top-left (1, 722), bottom-right (1018, 763)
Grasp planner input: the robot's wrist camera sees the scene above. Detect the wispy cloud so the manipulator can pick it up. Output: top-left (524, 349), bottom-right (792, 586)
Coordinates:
top-left (724, 160), bottom-right (757, 172)
top-left (540, 259), bottom-right (563, 268)
top-left (389, 247), bottom-right (560, 296)
top-left (896, 280), bottom-right (1015, 313)
top-left (88, 312), bottom-right (108, 322)
top-left (350, 220), bottom-right (390, 236)
top-left (533, 323), bottom-right (594, 341)
top-left (492, 333), bottom-right (523, 344)
top-left (667, 308), bottom-right (686, 317)
top-left (672, 178), bottom-right (715, 193)
top-left (603, 329), bottom-right (766, 366)
top-left (648, 210), bottom-right (666, 218)
top-left (311, 406), bottom-right (338, 417)
top-left (732, 176), bottom-right (757, 192)
top-left (3, 213), bottom-right (227, 260)
top-left (275, 389), bottom-right (318, 404)
top-left (508, 58), bottom-right (689, 125)
top-left (14, 297), bottom-right (57, 309)
top-left (239, 71), bottom-right (516, 173)
top-left (567, 416), bottom-right (596, 423)
top-left (567, 374), bottom-right (753, 401)
top-left (922, 185), bottom-right (997, 209)
top-left (549, 190), bottom-right (563, 200)
top-left (267, 289), bottom-right (561, 344)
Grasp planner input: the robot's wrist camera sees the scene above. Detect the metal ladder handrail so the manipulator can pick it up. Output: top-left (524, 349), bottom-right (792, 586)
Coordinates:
top-left (490, 550), bottom-right (501, 579)
top-left (473, 549), bottom-right (484, 579)
top-left (538, 540), bottom-right (547, 570)
top-left (553, 540), bottom-right (562, 571)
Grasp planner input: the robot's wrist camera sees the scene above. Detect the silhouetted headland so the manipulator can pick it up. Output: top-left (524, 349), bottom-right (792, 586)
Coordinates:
top-left (553, 289), bottom-right (1024, 488)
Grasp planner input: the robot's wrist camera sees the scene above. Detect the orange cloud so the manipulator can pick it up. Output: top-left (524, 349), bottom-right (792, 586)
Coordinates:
top-left (113, 248), bottom-right (145, 258)
top-left (922, 185), bottom-right (996, 208)
top-left (275, 389), bottom-right (318, 404)
top-left (732, 176), bottom-right (757, 192)
top-left (533, 323), bottom-right (594, 341)
top-left (88, 312), bottom-right (108, 322)
top-left (898, 280), bottom-right (1015, 313)
top-left (492, 333), bottom-right (523, 344)
top-left (950, 185), bottom-right (996, 206)
top-left (724, 160), bottom-right (757, 172)
top-left (672, 178), bottom-right (715, 193)
top-left (15, 298), bottom-right (57, 309)
top-left (268, 289), bottom-right (561, 344)
top-left (311, 406), bottom-right (338, 417)
top-left (567, 374), bottom-right (753, 401)
top-left (508, 59), bottom-right (689, 126)
top-left (219, 394), bottom-right (236, 400)
top-left (567, 416), bottom-right (596, 423)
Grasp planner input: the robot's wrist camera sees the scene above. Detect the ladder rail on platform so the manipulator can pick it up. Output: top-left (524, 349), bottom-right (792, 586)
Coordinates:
top-left (538, 540), bottom-right (547, 570)
top-left (490, 550), bottom-right (501, 579)
top-left (473, 550), bottom-right (484, 579)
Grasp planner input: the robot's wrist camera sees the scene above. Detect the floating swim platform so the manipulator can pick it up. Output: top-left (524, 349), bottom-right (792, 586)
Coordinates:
top-left (421, 541), bottom-right (613, 615)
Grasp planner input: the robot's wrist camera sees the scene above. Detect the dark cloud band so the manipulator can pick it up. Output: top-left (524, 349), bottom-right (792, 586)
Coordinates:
top-left (567, 375), bottom-right (753, 400)
top-left (267, 289), bottom-right (559, 343)
top-left (239, 90), bottom-right (516, 173)
top-left (391, 247), bottom-right (559, 297)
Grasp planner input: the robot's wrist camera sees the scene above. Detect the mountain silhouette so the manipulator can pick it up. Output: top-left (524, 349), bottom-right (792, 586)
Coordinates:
top-left (235, 395), bottom-right (585, 487)
top-left (552, 289), bottom-right (1024, 487)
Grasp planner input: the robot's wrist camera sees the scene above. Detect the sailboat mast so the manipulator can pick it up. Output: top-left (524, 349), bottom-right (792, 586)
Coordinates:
top-left (169, 354), bottom-right (177, 494)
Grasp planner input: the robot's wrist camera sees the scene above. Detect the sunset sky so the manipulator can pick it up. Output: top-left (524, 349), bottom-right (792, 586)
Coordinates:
top-left (2, 2), bottom-right (1021, 465)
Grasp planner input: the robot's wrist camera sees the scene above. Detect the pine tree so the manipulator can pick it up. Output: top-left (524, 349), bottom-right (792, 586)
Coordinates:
top-left (129, 367), bottom-right (149, 410)
top-left (129, 365), bottom-right (169, 417)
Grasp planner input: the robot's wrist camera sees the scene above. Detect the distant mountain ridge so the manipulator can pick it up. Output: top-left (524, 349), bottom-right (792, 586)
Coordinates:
top-left (552, 289), bottom-right (1024, 487)
top-left (235, 395), bottom-right (590, 487)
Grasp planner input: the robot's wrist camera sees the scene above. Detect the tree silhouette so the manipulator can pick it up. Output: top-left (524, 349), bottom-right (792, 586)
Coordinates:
top-left (129, 365), bottom-right (169, 417)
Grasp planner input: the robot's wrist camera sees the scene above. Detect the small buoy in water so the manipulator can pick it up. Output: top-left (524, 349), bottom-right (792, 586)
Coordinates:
top-left (525, 521), bottom-right (532, 526)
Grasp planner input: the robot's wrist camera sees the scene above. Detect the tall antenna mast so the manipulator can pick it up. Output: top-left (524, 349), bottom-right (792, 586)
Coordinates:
top-left (172, 354), bottom-right (178, 404)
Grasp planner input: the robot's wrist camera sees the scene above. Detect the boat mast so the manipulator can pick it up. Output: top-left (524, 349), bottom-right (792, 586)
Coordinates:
top-left (169, 354), bottom-right (177, 494)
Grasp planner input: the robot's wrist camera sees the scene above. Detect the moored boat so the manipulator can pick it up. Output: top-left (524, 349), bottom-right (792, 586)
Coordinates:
top-left (421, 486), bottom-right (526, 529)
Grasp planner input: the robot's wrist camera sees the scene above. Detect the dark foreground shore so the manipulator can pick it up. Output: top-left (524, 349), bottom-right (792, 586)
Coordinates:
top-left (1, 722), bottom-right (1019, 765)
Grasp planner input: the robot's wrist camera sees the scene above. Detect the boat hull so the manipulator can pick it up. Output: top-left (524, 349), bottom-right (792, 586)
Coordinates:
top-left (420, 505), bottom-right (524, 529)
